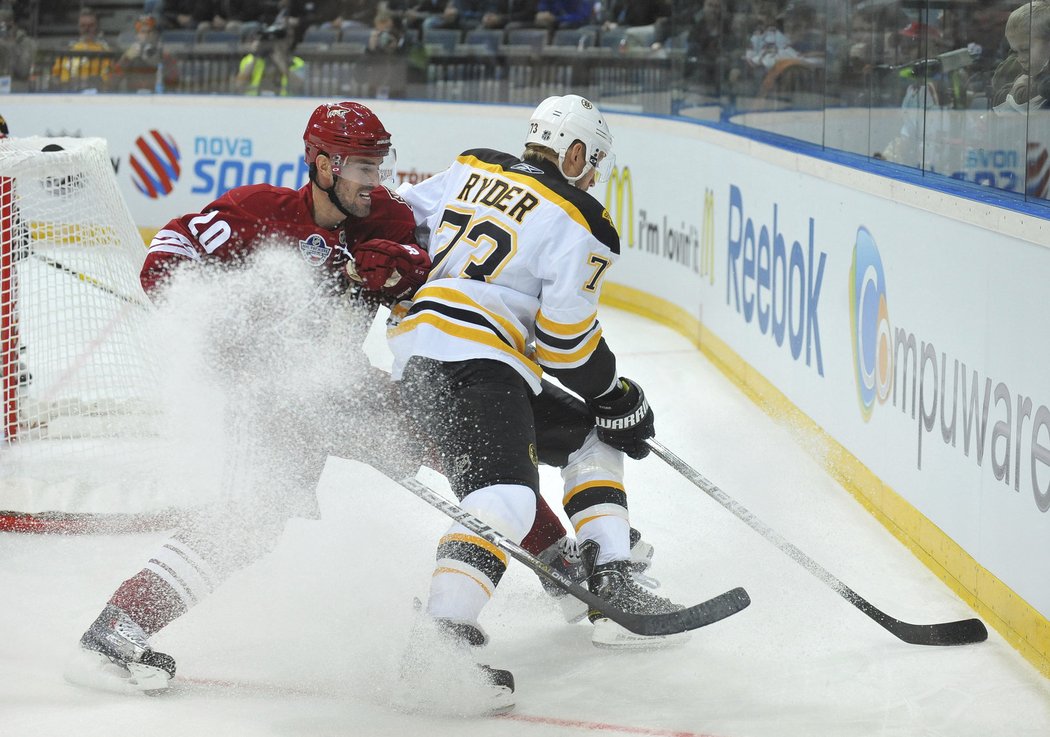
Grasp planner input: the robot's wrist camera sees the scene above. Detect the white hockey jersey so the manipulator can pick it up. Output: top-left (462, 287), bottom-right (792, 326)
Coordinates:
top-left (389, 149), bottom-right (621, 398)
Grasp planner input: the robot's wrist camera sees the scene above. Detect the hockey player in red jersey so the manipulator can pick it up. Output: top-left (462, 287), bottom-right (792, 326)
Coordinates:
top-left (64, 100), bottom-right (434, 696)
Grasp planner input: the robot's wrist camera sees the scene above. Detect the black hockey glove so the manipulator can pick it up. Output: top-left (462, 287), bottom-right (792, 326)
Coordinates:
top-left (588, 377), bottom-right (655, 460)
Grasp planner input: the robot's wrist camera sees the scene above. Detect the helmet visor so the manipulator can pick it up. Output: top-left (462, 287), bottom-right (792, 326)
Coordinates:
top-left (591, 150), bottom-right (616, 184)
top-left (330, 149), bottom-right (397, 187)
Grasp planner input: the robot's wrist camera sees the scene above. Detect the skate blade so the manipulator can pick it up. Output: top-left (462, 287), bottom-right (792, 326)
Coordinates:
top-left (387, 685), bottom-right (514, 717)
top-left (560, 595), bottom-right (589, 624)
top-left (590, 618), bottom-right (692, 650)
top-left (64, 648), bottom-right (172, 696)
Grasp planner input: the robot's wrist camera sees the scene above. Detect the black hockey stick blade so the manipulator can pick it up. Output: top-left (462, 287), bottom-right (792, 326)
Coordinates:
top-left (846, 590), bottom-right (988, 646)
top-left (393, 473), bottom-right (751, 637)
top-left (646, 439), bottom-right (988, 646)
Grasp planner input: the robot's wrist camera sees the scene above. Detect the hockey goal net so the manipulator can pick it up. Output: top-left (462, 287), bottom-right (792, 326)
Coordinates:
top-left (0, 136), bottom-right (173, 532)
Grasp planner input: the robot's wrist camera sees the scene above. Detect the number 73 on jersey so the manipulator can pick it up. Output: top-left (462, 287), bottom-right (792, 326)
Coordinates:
top-left (431, 206), bottom-right (612, 291)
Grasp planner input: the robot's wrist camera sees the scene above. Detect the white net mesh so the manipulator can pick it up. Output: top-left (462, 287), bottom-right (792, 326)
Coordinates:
top-left (0, 137), bottom-right (174, 516)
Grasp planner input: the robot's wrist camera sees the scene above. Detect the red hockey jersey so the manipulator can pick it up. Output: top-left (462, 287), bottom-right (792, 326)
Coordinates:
top-left (140, 183), bottom-right (416, 294)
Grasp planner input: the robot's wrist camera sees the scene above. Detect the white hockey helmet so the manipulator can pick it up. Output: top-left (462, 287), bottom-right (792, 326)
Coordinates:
top-left (524, 95), bottom-right (615, 184)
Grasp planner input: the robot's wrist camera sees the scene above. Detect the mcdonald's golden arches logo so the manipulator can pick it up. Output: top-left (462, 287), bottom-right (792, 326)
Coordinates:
top-left (603, 166), bottom-right (634, 247)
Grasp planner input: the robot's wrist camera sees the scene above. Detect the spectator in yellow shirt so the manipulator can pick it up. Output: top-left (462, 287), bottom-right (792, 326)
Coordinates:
top-left (52, 8), bottom-right (113, 87)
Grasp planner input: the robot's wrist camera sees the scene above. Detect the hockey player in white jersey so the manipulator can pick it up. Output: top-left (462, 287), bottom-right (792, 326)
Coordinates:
top-left (387, 94), bottom-right (684, 711)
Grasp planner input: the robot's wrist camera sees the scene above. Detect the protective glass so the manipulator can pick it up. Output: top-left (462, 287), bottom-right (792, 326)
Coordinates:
top-left (330, 149), bottom-right (397, 187)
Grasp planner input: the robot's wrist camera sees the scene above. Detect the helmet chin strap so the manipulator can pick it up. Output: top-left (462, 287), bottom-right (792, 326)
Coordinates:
top-left (310, 164), bottom-right (353, 219)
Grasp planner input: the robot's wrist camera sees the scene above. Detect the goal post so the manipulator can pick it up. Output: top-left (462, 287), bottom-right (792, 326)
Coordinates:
top-left (0, 136), bottom-right (175, 530)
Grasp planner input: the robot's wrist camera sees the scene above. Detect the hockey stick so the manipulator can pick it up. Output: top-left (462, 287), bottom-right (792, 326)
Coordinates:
top-left (394, 473), bottom-right (751, 637)
top-left (646, 439), bottom-right (988, 646)
top-left (32, 253), bottom-right (149, 307)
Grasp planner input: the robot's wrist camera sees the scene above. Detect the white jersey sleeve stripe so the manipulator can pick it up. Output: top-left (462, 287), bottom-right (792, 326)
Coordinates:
top-left (535, 326), bottom-right (604, 367)
top-left (536, 308), bottom-right (598, 337)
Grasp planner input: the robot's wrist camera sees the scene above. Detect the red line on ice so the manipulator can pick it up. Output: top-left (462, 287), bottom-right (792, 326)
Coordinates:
top-left (500, 713), bottom-right (723, 737)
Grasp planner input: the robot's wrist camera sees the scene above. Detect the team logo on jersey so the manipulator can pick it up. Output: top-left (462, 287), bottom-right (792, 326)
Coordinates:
top-left (510, 162), bottom-right (543, 175)
top-left (299, 234), bottom-right (332, 266)
top-left (129, 129), bottom-right (181, 199)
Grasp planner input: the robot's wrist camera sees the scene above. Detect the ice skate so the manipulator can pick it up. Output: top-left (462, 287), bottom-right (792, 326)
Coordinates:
top-left (63, 605), bottom-right (175, 695)
top-left (392, 617), bottom-right (514, 716)
top-left (539, 530), bottom-right (660, 624)
top-left (536, 536), bottom-right (590, 623)
top-left (580, 540), bottom-right (690, 650)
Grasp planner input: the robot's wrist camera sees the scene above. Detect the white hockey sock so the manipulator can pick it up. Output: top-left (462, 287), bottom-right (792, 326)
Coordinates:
top-left (426, 484), bottom-right (536, 623)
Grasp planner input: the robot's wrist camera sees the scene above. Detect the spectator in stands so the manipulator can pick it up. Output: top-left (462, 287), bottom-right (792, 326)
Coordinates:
top-left (743, 5), bottom-right (791, 72)
top-left (314, 0), bottom-right (377, 31)
top-left (527, 0), bottom-right (593, 33)
top-left (993, 0), bottom-right (1050, 111)
top-left (110, 14), bottom-right (180, 93)
top-left (368, 6), bottom-right (405, 51)
top-left (235, 23), bottom-right (306, 95)
top-left (162, 0), bottom-right (211, 30)
top-left (51, 7), bottom-right (113, 88)
top-left (483, 0), bottom-right (539, 31)
top-left (673, 0), bottom-right (739, 96)
top-left (601, 0), bottom-right (670, 48)
top-left (0, 4), bottom-right (35, 84)
top-left (392, 0), bottom-right (445, 31)
top-left (422, 0), bottom-right (489, 32)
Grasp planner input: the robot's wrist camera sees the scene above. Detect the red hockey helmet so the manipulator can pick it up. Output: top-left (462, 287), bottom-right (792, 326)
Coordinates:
top-left (303, 101), bottom-right (392, 167)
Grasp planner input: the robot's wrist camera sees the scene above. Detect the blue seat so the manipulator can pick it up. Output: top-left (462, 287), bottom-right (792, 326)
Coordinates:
top-left (462, 28), bottom-right (503, 53)
top-left (505, 28), bottom-right (548, 51)
top-left (302, 26), bottom-right (341, 44)
top-left (422, 27), bottom-right (462, 53)
top-left (160, 29), bottom-right (198, 47)
top-left (339, 27), bottom-right (373, 46)
top-left (551, 28), bottom-right (596, 49)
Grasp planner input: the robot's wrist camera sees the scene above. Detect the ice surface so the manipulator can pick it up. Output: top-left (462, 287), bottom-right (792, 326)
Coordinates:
top-left (2, 307), bottom-right (1047, 737)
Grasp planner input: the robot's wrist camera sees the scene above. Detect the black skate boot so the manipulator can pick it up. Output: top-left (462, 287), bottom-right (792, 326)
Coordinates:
top-left (395, 616), bottom-right (515, 716)
top-left (580, 540), bottom-right (689, 649)
top-left (64, 604), bottom-right (175, 694)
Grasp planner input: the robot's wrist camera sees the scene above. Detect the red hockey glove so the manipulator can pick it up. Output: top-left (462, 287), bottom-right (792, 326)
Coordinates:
top-left (348, 239), bottom-right (431, 299)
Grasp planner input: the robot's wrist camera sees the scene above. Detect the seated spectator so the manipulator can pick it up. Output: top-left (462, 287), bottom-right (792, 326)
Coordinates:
top-left (368, 6), bottom-right (405, 51)
top-left (51, 8), bottom-right (113, 87)
top-left (423, 0), bottom-right (489, 31)
top-left (601, 0), bottom-right (670, 47)
top-left (993, 0), bottom-right (1050, 112)
top-left (314, 0), bottom-right (377, 31)
top-left (0, 4), bottom-right (35, 83)
top-left (110, 14), bottom-right (180, 93)
top-left (530, 0), bottom-right (593, 32)
top-left (397, 0), bottom-right (446, 31)
top-left (483, 0), bottom-right (538, 31)
top-left (235, 24), bottom-right (306, 95)
top-left (162, 0), bottom-right (210, 30)
top-left (744, 14), bottom-right (792, 71)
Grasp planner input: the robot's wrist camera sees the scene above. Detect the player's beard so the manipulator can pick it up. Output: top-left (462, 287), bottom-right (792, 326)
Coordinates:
top-left (339, 188), bottom-right (372, 218)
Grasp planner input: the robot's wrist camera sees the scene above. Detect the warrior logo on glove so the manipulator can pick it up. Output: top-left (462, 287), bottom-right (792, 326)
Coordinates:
top-left (347, 238), bottom-right (432, 300)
